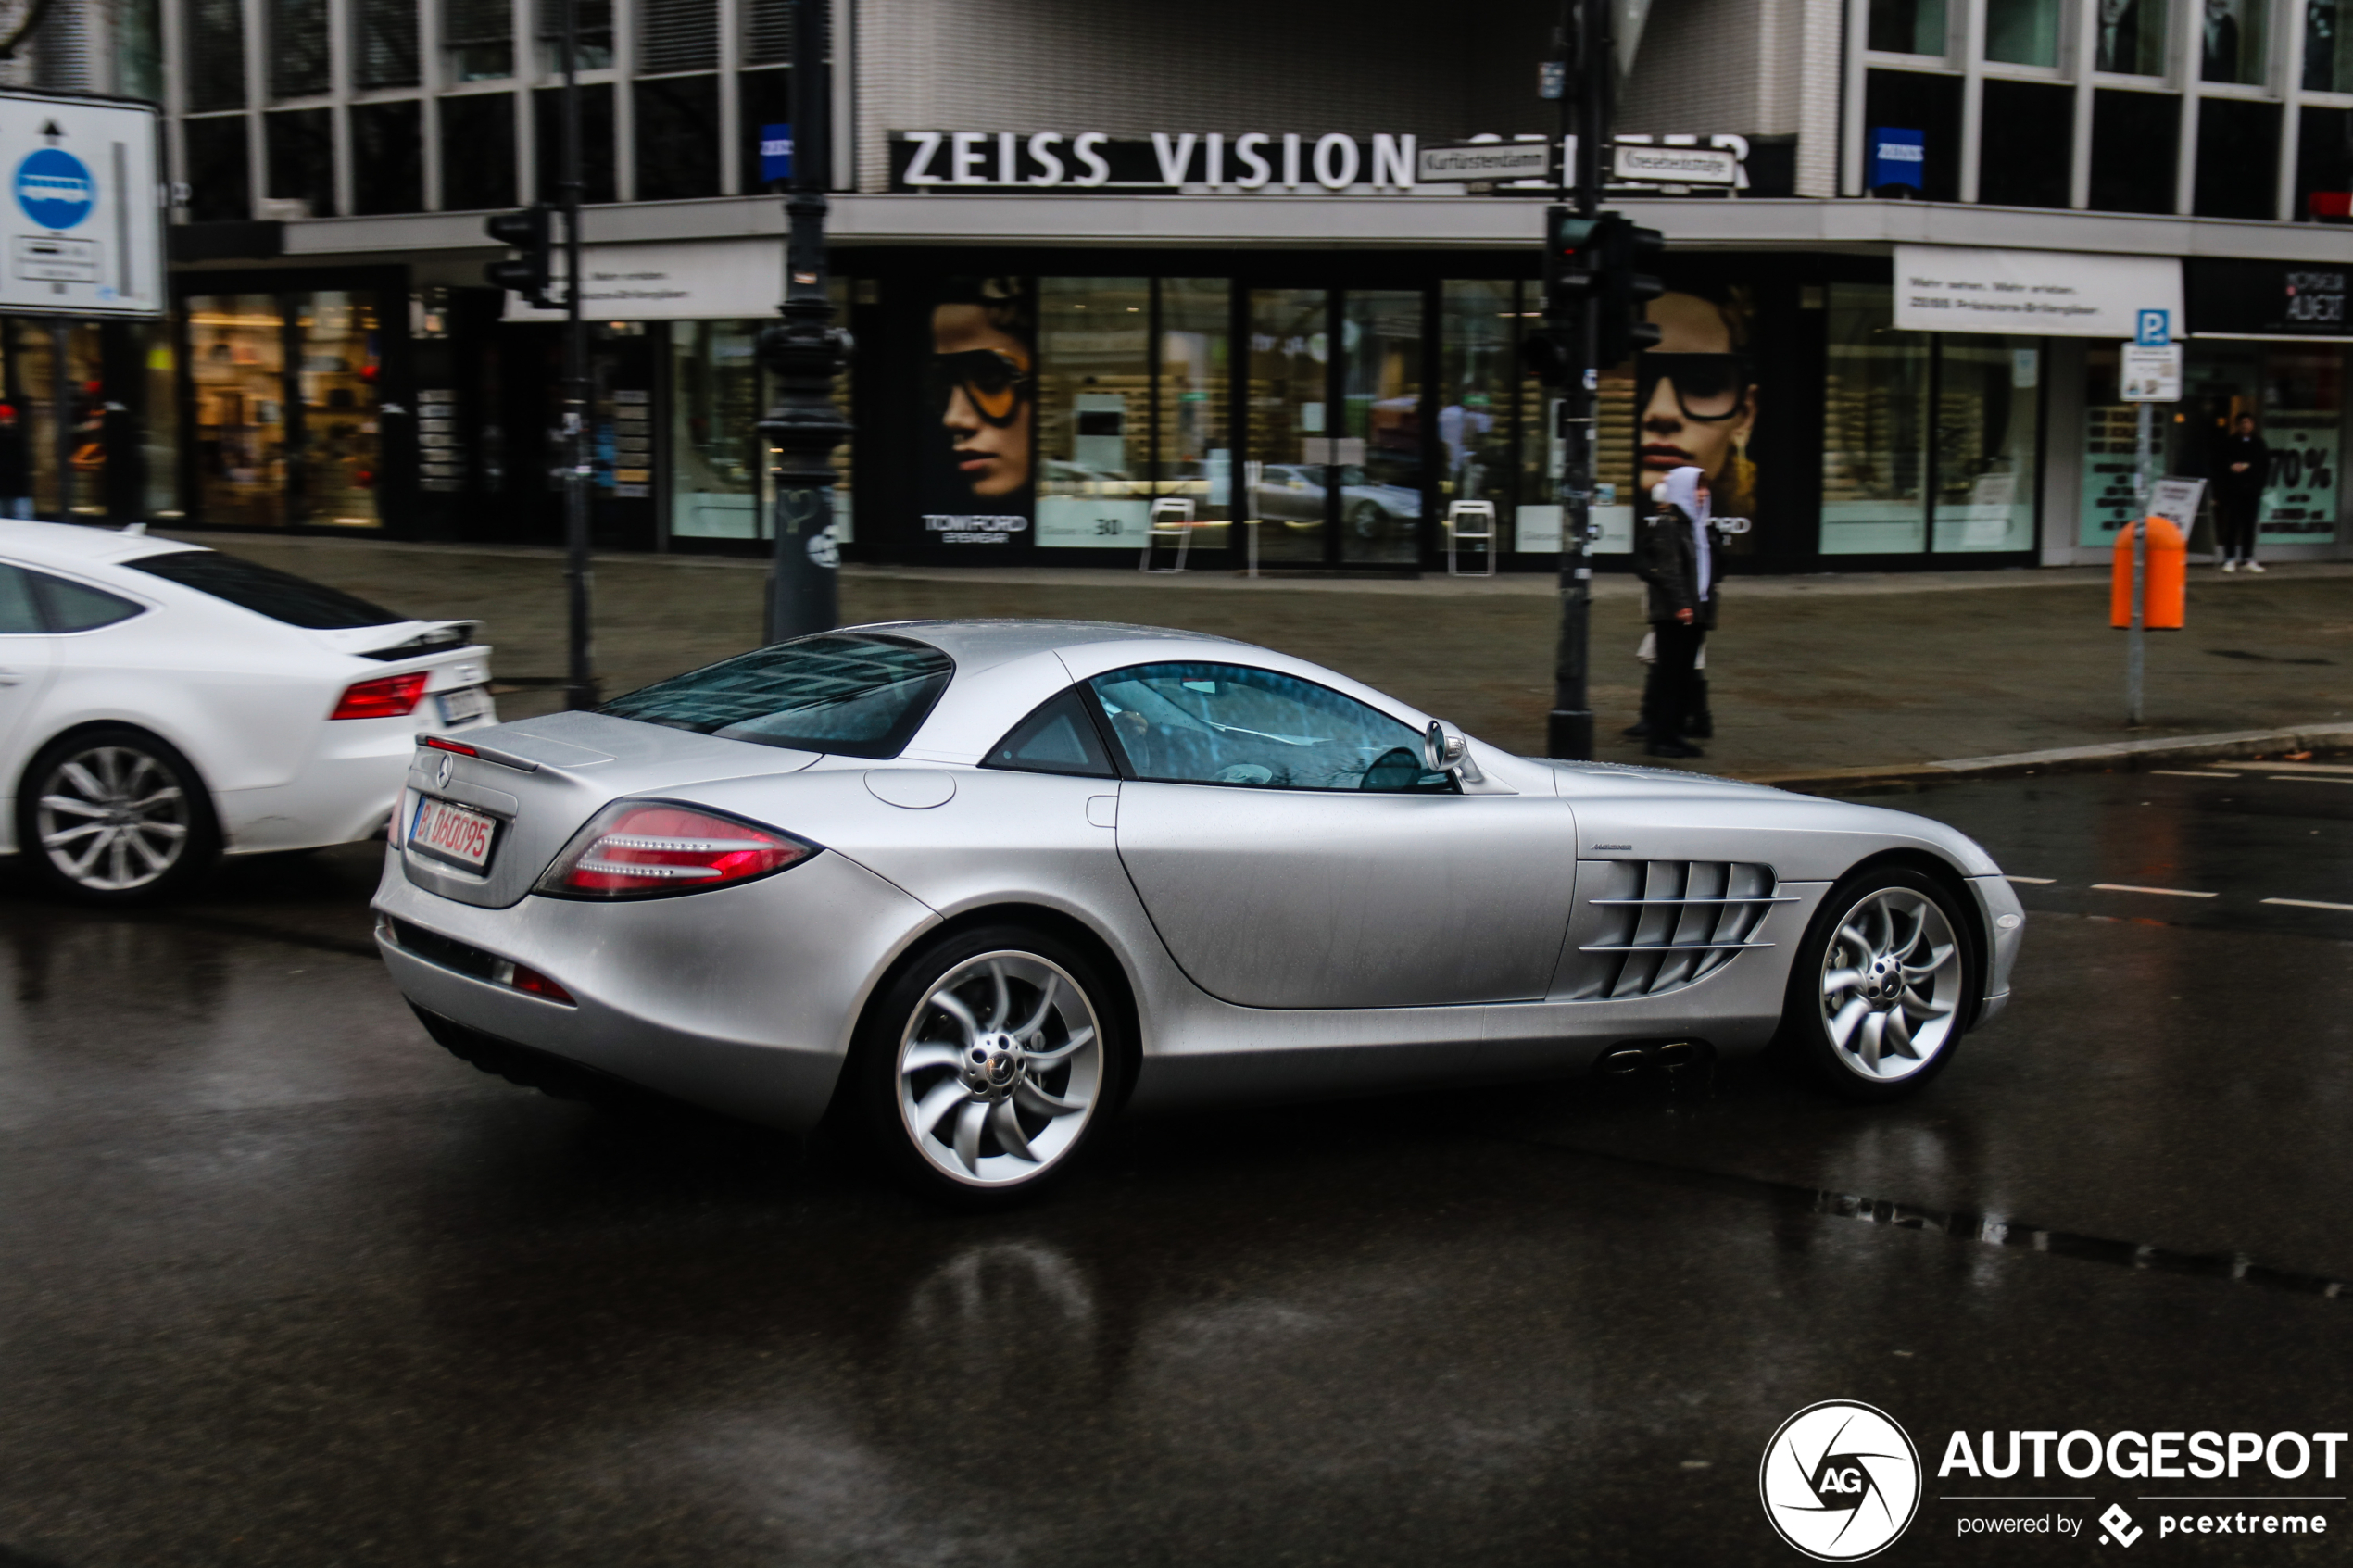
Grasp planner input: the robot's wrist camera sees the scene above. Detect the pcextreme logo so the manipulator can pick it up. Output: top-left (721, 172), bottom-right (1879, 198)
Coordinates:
top-left (1761, 1400), bottom-right (1924, 1561)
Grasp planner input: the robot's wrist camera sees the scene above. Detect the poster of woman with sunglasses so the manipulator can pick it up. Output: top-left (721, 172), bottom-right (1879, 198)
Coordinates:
top-left (1636, 284), bottom-right (1758, 548)
top-left (923, 276), bottom-right (1037, 542)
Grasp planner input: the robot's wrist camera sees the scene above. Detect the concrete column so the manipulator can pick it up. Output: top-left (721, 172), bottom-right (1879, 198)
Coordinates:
top-left (1957, 0), bottom-right (1984, 203)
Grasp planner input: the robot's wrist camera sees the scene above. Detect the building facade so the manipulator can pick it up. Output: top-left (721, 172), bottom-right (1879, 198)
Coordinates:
top-left (21, 0), bottom-right (2353, 571)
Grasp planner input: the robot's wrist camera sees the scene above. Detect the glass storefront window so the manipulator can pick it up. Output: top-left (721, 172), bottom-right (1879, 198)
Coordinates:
top-left (1822, 283), bottom-right (1929, 553)
top-left (189, 294), bottom-right (287, 528)
top-left (1341, 289), bottom-right (1423, 565)
top-left (669, 320), bottom-right (763, 538)
top-left (1869, 0), bottom-right (1947, 55)
top-left (2203, 0), bottom-right (2265, 83)
top-left (1157, 278), bottom-right (1231, 551)
top-left (1932, 339), bottom-right (2039, 551)
top-left (2097, 0), bottom-right (2169, 74)
top-left (1035, 278), bottom-right (1151, 549)
top-left (295, 292), bottom-right (382, 527)
top-left (1439, 281), bottom-right (1514, 558)
top-left (143, 322), bottom-right (182, 519)
top-left (1246, 288), bottom-right (1330, 566)
top-left (1985, 0), bottom-right (2061, 65)
top-left (2258, 348), bottom-right (2342, 546)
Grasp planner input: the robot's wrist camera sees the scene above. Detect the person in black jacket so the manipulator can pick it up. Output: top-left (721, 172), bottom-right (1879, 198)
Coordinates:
top-left (2214, 412), bottom-right (2267, 572)
top-left (1632, 464), bottom-right (1717, 759)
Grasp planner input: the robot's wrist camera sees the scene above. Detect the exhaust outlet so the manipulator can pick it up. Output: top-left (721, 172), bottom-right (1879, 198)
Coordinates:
top-left (1599, 1048), bottom-right (1650, 1075)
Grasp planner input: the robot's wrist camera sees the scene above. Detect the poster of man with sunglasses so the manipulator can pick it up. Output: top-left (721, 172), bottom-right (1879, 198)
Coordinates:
top-left (1635, 283), bottom-right (1759, 548)
top-left (923, 276), bottom-right (1038, 544)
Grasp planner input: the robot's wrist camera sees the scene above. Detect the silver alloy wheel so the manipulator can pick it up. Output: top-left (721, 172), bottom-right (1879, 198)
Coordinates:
top-left (34, 743), bottom-right (193, 893)
top-left (1818, 886), bottom-right (1963, 1083)
top-left (896, 950), bottom-right (1104, 1187)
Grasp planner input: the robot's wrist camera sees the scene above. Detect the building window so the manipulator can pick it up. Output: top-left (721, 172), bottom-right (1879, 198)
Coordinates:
top-left (2090, 90), bottom-right (2180, 213)
top-left (445, 0), bottom-right (511, 81)
top-left (265, 107), bottom-right (335, 217)
top-left (1864, 69), bottom-right (1962, 200)
top-left (1438, 281), bottom-right (1515, 556)
top-left (2296, 105), bottom-right (2353, 220)
top-left (357, 0), bottom-right (421, 88)
top-left (352, 100), bottom-right (423, 214)
top-left (2097, 0), bottom-right (2170, 74)
top-left (635, 75), bottom-right (720, 200)
top-left (1159, 278), bottom-right (1231, 544)
top-left (1036, 279), bottom-right (1151, 549)
top-left (441, 93), bottom-right (517, 208)
top-left (1821, 283), bottom-right (1929, 554)
top-left (184, 0), bottom-right (246, 110)
top-left (2196, 98), bottom-right (2281, 219)
top-left (669, 320), bottom-right (763, 539)
top-left (739, 68), bottom-right (791, 190)
top-left (1868, 0), bottom-right (1946, 55)
top-left (534, 83), bottom-right (616, 203)
top-left (189, 294), bottom-right (288, 527)
top-left (2307, 0), bottom-right (2353, 91)
top-left (537, 0), bottom-right (613, 71)
top-left (2203, 0), bottom-right (2266, 83)
top-left (1979, 80), bottom-right (2072, 207)
top-left (1933, 338), bottom-right (2039, 552)
top-left (182, 114), bottom-right (251, 221)
top-left (641, 0), bottom-right (717, 73)
top-left (1983, 0), bottom-right (2060, 67)
top-left (270, 0), bottom-right (330, 97)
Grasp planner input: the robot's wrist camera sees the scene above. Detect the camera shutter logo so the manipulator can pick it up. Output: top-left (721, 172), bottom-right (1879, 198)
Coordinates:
top-left (1759, 1400), bottom-right (1921, 1561)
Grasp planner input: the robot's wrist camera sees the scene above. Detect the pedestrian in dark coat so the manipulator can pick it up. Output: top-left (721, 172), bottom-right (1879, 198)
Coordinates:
top-left (1632, 464), bottom-right (1716, 759)
top-left (2214, 412), bottom-right (2267, 572)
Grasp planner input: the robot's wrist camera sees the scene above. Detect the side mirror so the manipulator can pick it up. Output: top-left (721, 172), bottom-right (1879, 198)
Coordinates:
top-left (1422, 720), bottom-right (1485, 784)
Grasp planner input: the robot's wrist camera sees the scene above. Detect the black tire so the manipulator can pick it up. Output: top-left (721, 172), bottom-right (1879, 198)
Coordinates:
top-left (16, 725), bottom-right (220, 905)
top-left (1777, 865), bottom-right (1979, 1103)
top-left (1349, 503), bottom-right (1387, 540)
top-left (848, 923), bottom-right (1127, 1210)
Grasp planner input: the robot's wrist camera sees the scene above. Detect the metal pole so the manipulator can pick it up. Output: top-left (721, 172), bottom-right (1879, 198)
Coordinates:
top-left (49, 319), bottom-right (70, 520)
top-left (2127, 399), bottom-right (2149, 725)
top-left (559, 0), bottom-right (596, 709)
top-left (1545, 0), bottom-right (1604, 760)
top-left (758, 0), bottom-right (848, 644)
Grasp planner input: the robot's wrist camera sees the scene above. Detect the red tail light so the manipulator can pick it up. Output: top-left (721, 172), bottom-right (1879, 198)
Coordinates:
top-left (332, 671), bottom-right (431, 720)
top-left (537, 802), bottom-right (814, 899)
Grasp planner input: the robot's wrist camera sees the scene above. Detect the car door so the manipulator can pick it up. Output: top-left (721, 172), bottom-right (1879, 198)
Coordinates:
top-left (0, 562), bottom-right (57, 845)
top-left (1088, 660), bottom-right (1579, 1009)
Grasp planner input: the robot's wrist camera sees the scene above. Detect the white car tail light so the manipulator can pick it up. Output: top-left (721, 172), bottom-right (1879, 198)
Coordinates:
top-left (536, 801), bottom-right (814, 899)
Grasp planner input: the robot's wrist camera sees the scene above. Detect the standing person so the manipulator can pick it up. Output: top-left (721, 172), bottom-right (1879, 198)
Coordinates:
top-left (2214, 411), bottom-right (2267, 572)
top-left (1633, 465), bottom-right (1717, 759)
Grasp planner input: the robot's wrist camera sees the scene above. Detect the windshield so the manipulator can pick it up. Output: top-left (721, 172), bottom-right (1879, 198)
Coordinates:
top-left (600, 633), bottom-right (955, 759)
top-left (124, 550), bottom-right (407, 629)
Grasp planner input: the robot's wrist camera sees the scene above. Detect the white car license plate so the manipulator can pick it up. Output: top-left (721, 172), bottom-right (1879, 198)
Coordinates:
top-left (437, 684), bottom-right (492, 724)
top-left (410, 795), bottom-right (498, 871)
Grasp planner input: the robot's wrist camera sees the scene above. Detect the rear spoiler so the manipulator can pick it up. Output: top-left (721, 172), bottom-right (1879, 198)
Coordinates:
top-left (361, 621), bottom-right (484, 661)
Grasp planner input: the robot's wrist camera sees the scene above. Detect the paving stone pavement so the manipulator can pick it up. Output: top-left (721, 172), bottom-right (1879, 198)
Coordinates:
top-left (170, 533), bottom-right (2353, 780)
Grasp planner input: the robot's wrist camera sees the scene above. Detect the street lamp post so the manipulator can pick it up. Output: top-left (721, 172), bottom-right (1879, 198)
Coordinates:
top-left (757, 0), bottom-right (851, 645)
top-left (555, 0), bottom-right (595, 710)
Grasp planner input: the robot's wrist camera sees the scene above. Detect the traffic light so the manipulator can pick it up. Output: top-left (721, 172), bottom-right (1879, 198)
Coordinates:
top-left (483, 205), bottom-right (560, 308)
top-left (1596, 218), bottom-right (1666, 368)
top-left (1522, 206), bottom-right (1598, 385)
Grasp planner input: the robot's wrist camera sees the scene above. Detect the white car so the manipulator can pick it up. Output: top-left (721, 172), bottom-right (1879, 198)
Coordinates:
top-left (0, 521), bottom-right (497, 902)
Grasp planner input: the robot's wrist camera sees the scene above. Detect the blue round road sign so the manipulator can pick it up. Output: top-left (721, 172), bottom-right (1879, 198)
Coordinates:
top-left (16, 146), bottom-right (94, 231)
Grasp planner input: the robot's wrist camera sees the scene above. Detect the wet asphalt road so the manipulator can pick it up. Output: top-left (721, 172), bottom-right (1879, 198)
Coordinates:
top-left (4, 770), bottom-right (2350, 1567)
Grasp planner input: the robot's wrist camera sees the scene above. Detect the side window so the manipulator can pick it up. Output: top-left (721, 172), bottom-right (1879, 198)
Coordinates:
top-left (1087, 662), bottom-right (1451, 794)
top-left (0, 564), bottom-right (40, 634)
top-left (981, 687), bottom-right (1116, 778)
top-left (29, 571), bottom-right (143, 633)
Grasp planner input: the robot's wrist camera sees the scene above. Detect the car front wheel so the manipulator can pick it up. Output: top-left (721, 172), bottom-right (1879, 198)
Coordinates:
top-left (17, 726), bottom-right (220, 904)
top-left (1778, 866), bottom-right (1978, 1102)
top-left (851, 925), bottom-right (1125, 1208)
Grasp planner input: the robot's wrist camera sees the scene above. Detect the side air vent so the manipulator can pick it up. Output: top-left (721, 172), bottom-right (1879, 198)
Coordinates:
top-left (1562, 859), bottom-right (1790, 999)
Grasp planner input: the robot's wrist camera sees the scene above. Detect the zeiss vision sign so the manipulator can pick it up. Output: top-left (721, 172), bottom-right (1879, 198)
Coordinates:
top-left (0, 91), bottom-right (163, 318)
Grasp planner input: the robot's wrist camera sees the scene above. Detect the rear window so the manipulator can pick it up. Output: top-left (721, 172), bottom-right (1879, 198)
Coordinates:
top-left (600, 633), bottom-right (954, 759)
top-left (122, 550), bottom-right (406, 629)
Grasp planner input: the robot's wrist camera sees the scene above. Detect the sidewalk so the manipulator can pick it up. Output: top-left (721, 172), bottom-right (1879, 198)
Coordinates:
top-left (174, 532), bottom-right (2353, 782)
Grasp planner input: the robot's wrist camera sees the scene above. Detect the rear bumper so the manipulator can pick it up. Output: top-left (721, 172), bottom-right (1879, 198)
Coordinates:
top-left (220, 709), bottom-right (500, 855)
top-left (371, 845), bottom-right (939, 1131)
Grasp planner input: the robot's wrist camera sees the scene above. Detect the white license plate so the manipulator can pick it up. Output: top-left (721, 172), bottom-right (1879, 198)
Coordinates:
top-left (409, 795), bottom-right (498, 871)
top-left (437, 684), bottom-right (493, 724)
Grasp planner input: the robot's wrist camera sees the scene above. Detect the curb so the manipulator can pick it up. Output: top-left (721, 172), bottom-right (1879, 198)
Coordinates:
top-left (1744, 721), bottom-right (2353, 794)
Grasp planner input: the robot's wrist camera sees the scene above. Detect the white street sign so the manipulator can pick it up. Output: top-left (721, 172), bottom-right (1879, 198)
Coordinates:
top-left (1609, 144), bottom-right (1739, 185)
top-left (2120, 342), bottom-right (2183, 402)
top-left (0, 91), bottom-right (162, 318)
top-left (1415, 142), bottom-right (1552, 183)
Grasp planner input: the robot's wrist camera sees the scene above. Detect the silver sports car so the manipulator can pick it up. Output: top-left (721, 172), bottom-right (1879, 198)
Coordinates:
top-left (373, 621), bottom-right (2024, 1205)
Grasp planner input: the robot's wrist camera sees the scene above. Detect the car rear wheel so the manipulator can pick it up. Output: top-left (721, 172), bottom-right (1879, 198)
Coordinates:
top-left (851, 925), bottom-right (1125, 1209)
top-left (1349, 502), bottom-right (1387, 539)
top-left (1778, 867), bottom-right (1977, 1102)
top-left (17, 726), bottom-right (220, 904)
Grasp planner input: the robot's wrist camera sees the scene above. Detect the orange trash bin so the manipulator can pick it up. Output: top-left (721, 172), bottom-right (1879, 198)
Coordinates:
top-left (2110, 515), bottom-right (2186, 630)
